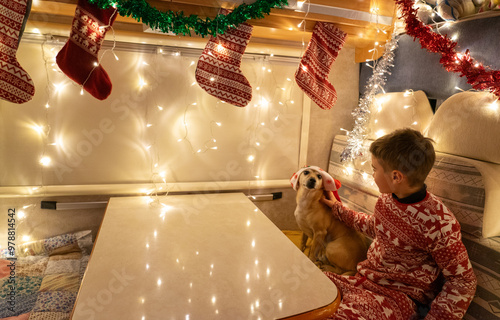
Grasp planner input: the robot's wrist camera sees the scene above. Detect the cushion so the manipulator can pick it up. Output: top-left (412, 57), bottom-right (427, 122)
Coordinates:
top-left (427, 91), bottom-right (500, 164)
top-left (39, 274), bottom-right (80, 292)
top-left (28, 312), bottom-right (70, 320)
top-left (0, 230), bottom-right (93, 319)
top-left (461, 233), bottom-right (500, 319)
top-left (436, 0), bottom-right (476, 20)
top-left (367, 90), bottom-right (434, 140)
top-left (32, 291), bottom-right (76, 313)
top-left (44, 260), bottom-right (80, 275)
top-left (426, 152), bottom-right (486, 237)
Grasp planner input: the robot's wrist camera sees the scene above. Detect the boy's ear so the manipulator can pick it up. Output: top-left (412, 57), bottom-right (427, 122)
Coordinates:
top-left (391, 170), bottom-right (404, 184)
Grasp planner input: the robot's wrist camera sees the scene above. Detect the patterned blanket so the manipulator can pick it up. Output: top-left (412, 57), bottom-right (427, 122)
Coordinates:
top-left (0, 231), bottom-right (92, 319)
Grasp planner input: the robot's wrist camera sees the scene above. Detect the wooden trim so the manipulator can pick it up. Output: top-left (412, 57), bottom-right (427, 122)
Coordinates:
top-left (31, 0), bottom-right (393, 50)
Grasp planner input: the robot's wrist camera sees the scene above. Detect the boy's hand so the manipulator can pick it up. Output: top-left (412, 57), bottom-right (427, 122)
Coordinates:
top-left (321, 190), bottom-right (338, 208)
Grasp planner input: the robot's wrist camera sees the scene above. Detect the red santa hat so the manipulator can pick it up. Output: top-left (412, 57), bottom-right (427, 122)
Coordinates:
top-left (290, 166), bottom-right (342, 202)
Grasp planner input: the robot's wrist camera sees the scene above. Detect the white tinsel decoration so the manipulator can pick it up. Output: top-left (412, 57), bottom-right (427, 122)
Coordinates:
top-left (340, 33), bottom-right (399, 163)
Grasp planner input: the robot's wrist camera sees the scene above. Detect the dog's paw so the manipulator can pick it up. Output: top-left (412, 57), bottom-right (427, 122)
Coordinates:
top-left (313, 260), bottom-right (323, 268)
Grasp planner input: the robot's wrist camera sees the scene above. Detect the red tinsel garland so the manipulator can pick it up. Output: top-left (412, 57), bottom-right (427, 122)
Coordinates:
top-left (396, 0), bottom-right (500, 98)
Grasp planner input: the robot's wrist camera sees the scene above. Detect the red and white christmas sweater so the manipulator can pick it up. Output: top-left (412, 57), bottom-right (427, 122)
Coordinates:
top-left (329, 192), bottom-right (477, 320)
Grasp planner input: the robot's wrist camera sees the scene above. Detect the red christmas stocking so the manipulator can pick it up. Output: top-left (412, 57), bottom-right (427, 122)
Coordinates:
top-left (195, 9), bottom-right (253, 107)
top-left (56, 0), bottom-right (117, 100)
top-left (295, 22), bottom-right (347, 110)
top-left (0, 0), bottom-right (35, 104)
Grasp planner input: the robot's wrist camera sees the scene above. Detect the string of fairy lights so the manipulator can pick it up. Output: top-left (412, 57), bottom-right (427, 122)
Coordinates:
top-left (341, 0), bottom-right (464, 166)
top-left (9, 0), bottom-right (496, 247)
top-left (12, 12), bottom-right (304, 211)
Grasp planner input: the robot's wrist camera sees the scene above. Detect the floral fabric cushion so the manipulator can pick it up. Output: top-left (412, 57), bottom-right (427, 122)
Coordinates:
top-left (0, 231), bottom-right (92, 320)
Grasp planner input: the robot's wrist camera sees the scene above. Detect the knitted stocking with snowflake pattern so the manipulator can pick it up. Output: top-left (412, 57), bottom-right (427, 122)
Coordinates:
top-left (56, 0), bottom-right (117, 100)
top-left (195, 9), bottom-right (253, 107)
top-left (295, 22), bottom-right (347, 110)
top-left (0, 0), bottom-right (35, 104)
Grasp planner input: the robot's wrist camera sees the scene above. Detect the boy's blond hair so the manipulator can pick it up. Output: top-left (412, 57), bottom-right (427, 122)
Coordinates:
top-left (369, 128), bottom-right (435, 187)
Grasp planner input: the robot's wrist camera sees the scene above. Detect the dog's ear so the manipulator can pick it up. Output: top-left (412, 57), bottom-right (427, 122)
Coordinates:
top-left (334, 178), bottom-right (341, 190)
top-left (290, 170), bottom-right (303, 191)
top-left (296, 172), bottom-right (304, 190)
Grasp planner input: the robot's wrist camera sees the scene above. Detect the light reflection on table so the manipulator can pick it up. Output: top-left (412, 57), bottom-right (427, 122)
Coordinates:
top-left (72, 193), bottom-right (338, 320)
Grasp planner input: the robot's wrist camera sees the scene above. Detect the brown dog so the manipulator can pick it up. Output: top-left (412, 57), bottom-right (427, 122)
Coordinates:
top-left (291, 166), bottom-right (369, 275)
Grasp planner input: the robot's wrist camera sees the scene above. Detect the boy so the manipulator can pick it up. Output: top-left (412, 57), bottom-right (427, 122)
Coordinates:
top-left (321, 128), bottom-right (477, 320)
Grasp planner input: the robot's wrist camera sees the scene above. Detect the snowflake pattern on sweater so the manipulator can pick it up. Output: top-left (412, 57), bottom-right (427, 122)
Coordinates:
top-left (327, 192), bottom-right (477, 320)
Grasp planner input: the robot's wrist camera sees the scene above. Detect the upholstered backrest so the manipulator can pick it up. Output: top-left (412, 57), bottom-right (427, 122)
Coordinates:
top-left (367, 90), bottom-right (434, 139)
top-left (427, 91), bottom-right (500, 164)
top-left (426, 152), bottom-right (486, 237)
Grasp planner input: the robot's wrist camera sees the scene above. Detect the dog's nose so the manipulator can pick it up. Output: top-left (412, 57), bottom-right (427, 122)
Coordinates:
top-left (306, 178), bottom-right (316, 189)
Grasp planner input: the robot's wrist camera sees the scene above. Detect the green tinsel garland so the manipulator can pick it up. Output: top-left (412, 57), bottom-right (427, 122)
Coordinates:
top-left (86, 0), bottom-right (289, 37)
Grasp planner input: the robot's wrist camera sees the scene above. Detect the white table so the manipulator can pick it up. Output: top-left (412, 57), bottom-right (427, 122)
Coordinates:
top-left (72, 193), bottom-right (339, 319)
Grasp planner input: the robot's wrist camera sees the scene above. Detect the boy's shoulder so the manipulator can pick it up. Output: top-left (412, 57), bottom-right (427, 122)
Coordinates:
top-left (380, 192), bottom-right (459, 228)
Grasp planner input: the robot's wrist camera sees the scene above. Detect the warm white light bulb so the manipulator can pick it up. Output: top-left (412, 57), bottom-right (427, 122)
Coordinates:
top-left (40, 156), bottom-right (51, 166)
top-left (33, 125), bottom-right (44, 134)
top-left (488, 100), bottom-right (499, 111)
top-left (138, 77), bottom-right (147, 88)
top-left (54, 82), bottom-right (66, 93)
